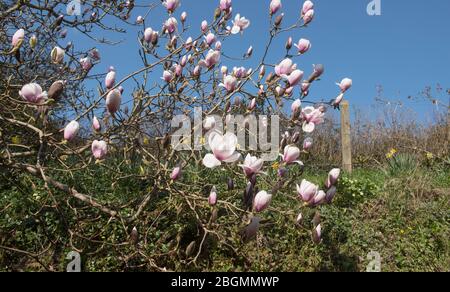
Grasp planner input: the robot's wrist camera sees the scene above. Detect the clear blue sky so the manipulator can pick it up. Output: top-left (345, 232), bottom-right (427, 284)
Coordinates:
top-left (69, 0), bottom-right (450, 123)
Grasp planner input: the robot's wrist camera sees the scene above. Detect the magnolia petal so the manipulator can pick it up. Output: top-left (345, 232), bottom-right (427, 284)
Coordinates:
top-left (203, 153), bottom-right (222, 168)
top-left (302, 121), bottom-right (315, 133)
top-left (223, 152), bottom-right (241, 163)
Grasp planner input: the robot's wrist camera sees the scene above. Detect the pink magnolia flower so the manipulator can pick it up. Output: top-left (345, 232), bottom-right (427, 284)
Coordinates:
top-left (204, 32), bottom-right (216, 46)
top-left (303, 9), bottom-right (315, 25)
top-left (80, 57), bottom-right (93, 71)
top-left (144, 27), bottom-right (154, 43)
top-left (302, 1), bottom-right (314, 16)
top-left (325, 168), bottom-right (341, 188)
top-left (312, 224), bottom-right (322, 244)
top-left (285, 86), bottom-right (294, 96)
top-left (233, 66), bottom-right (247, 78)
top-left (164, 17), bottom-right (178, 34)
top-left (295, 38), bottom-right (311, 54)
top-left (253, 191), bottom-right (272, 212)
top-left (202, 132), bottom-right (241, 168)
top-left (180, 12), bottom-right (187, 22)
top-left (270, 0), bottom-right (282, 15)
top-left (283, 69), bottom-right (304, 86)
top-left (311, 64), bottom-right (324, 80)
top-left (303, 137), bottom-right (313, 150)
top-left (92, 116), bottom-right (101, 131)
top-left (162, 70), bottom-right (174, 82)
top-left (19, 83), bottom-right (48, 104)
top-left (312, 190), bottom-right (326, 206)
top-left (170, 166), bottom-right (182, 181)
top-left (90, 49), bottom-right (101, 61)
top-left (291, 99), bottom-right (302, 113)
top-left (12, 29), bottom-right (25, 47)
top-left (215, 41), bottom-right (222, 51)
top-left (301, 81), bottom-right (311, 94)
top-left (301, 106), bottom-right (324, 133)
top-left (64, 120), bottom-right (80, 141)
top-left (325, 186), bottom-right (337, 204)
top-left (240, 154), bottom-right (264, 178)
top-left (208, 186), bottom-right (218, 206)
top-left (201, 20), bottom-right (208, 33)
top-left (337, 78), bottom-right (352, 93)
top-left (180, 55), bottom-right (188, 67)
top-left (51, 46), bottom-right (65, 64)
top-left (275, 58), bottom-right (296, 76)
top-left (333, 93), bottom-right (344, 107)
top-left (105, 69), bottom-right (116, 89)
top-left (136, 16), bottom-right (144, 24)
top-left (204, 116), bottom-right (216, 131)
top-left (199, 49), bottom-right (220, 68)
top-left (231, 14), bottom-right (250, 35)
top-left (219, 75), bottom-right (238, 92)
top-left (297, 179), bottom-right (319, 203)
top-left (193, 65), bottom-right (201, 77)
top-left (174, 64), bottom-right (183, 77)
top-left (92, 140), bottom-right (108, 160)
top-left (106, 89), bottom-right (122, 114)
top-left (163, 0), bottom-right (180, 13)
top-left (282, 145), bottom-right (302, 165)
top-left (220, 0), bottom-right (232, 11)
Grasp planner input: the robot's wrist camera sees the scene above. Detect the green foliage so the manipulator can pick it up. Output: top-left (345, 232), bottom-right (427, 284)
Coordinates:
top-left (386, 153), bottom-right (419, 176)
top-left (1, 165), bottom-right (449, 272)
top-left (335, 172), bottom-right (381, 207)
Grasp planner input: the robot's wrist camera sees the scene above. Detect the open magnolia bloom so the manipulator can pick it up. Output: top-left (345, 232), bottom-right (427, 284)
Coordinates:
top-left (92, 140), bottom-right (108, 160)
top-left (203, 132), bottom-right (241, 168)
top-left (19, 83), bottom-right (48, 104)
top-left (281, 145), bottom-right (303, 165)
top-left (231, 14), bottom-right (250, 35)
top-left (301, 106), bottom-right (324, 133)
top-left (240, 154), bottom-right (264, 178)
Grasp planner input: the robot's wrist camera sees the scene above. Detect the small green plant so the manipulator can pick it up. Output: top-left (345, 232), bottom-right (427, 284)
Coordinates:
top-left (386, 152), bottom-right (419, 176)
top-left (337, 175), bottom-right (380, 206)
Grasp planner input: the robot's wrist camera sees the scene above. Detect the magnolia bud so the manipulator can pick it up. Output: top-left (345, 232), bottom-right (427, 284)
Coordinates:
top-left (274, 13), bottom-right (284, 27)
top-left (286, 37), bottom-right (293, 50)
top-left (29, 35), bottom-right (37, 49)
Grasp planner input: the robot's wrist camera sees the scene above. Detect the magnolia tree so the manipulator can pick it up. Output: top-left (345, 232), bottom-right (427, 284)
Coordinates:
top-left (0, 0), bottom-right (352, 269)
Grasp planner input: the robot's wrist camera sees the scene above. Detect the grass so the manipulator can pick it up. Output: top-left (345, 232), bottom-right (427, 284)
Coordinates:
top-left (0, 162), bottom-right (449, 272)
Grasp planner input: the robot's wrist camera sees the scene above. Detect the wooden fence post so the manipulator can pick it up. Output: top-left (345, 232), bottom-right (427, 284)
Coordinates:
top-left (340, 101), bottom-right (352, 173)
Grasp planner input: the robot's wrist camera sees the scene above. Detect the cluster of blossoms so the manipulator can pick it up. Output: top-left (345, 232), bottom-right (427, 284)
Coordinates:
top-left (12, 0), bottom-right (353, 245)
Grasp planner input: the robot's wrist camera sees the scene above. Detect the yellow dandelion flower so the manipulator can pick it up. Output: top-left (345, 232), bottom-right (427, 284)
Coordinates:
top-left (426, 152), bottom-right (433, 160)
top-left (272, 161), bottom-right (280, 170)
